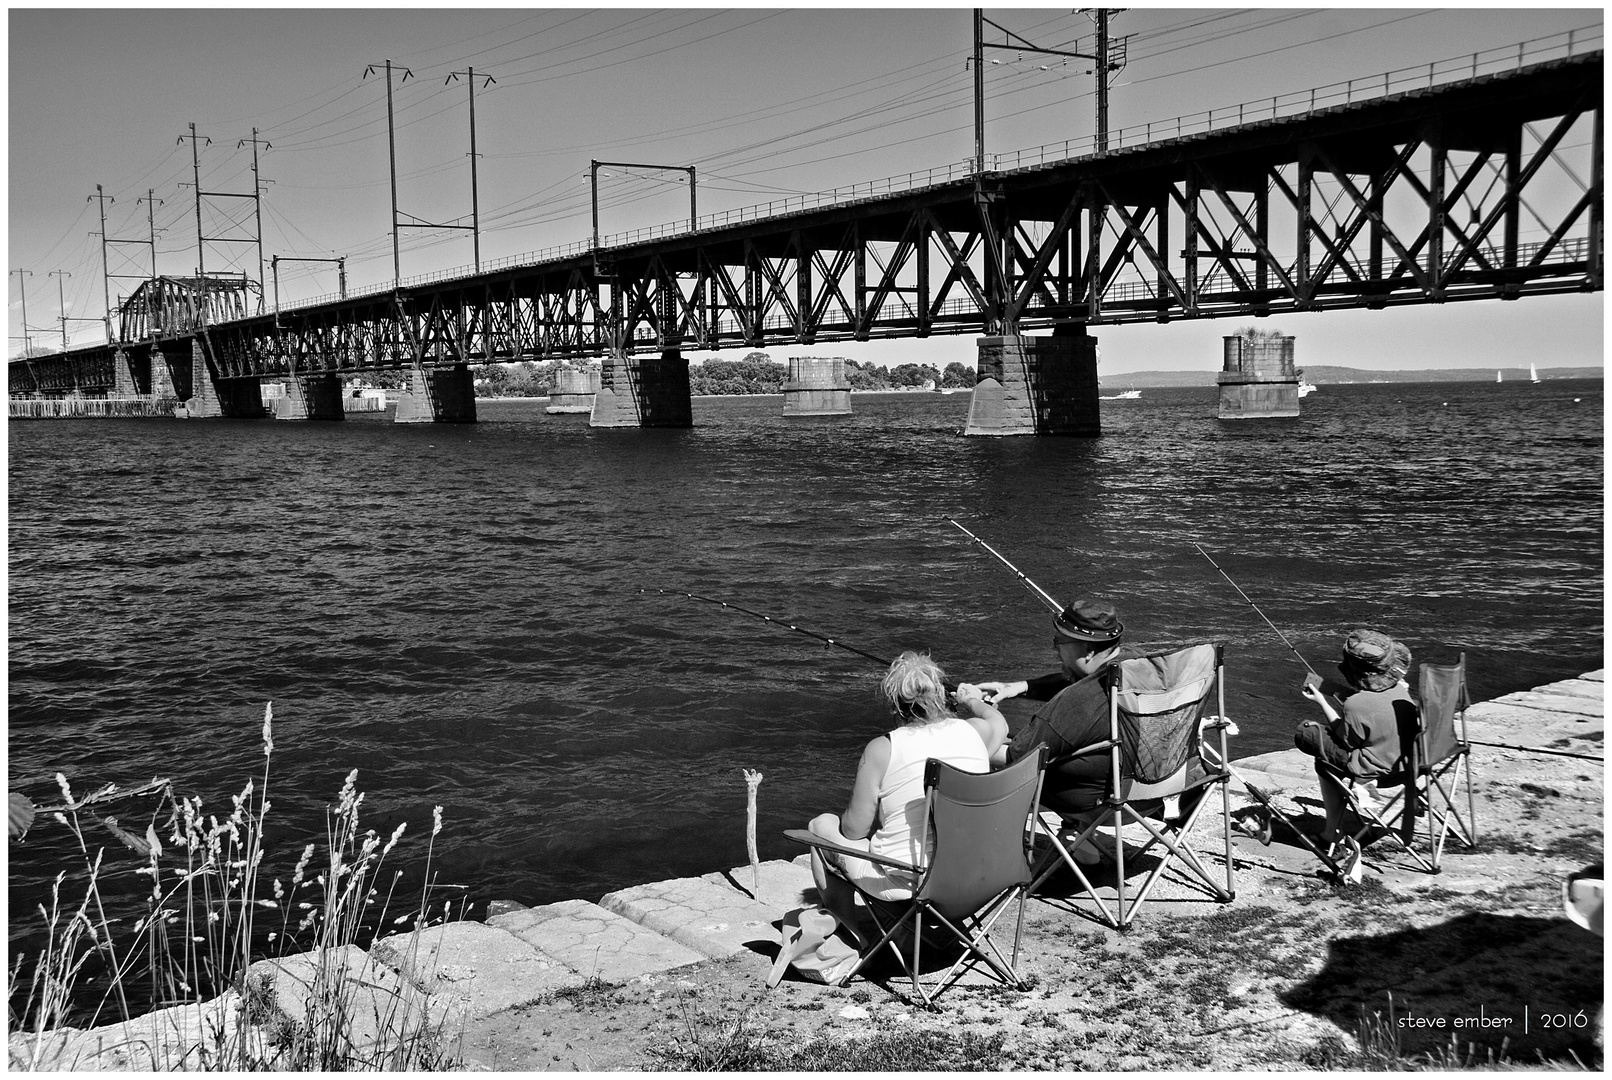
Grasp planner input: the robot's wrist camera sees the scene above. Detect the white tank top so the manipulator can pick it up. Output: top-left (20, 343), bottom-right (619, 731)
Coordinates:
top-left (867, 716), bottom-right (990, 869)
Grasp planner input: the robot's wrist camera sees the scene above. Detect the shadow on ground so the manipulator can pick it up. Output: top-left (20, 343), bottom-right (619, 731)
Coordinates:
top-left (1280, 911), bottom-right (1603, 1065)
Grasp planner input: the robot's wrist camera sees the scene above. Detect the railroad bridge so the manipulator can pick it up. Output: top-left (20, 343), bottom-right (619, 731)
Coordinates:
top-left (10, 50), bottom-right (1601, 434)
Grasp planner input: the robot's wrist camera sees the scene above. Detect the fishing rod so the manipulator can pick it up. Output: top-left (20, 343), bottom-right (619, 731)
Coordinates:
top-left (641, 588), bottom-right (895, 669)
top-left (948, 520), bottom-right (1063, 613)
top-left (1193, 543), bottom-right (1320, 678)
top-left (1193, 548), bottom-right (1601, 764)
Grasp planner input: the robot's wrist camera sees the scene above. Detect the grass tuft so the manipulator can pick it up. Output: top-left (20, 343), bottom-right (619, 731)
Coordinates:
top-left (8, 703), bottom-right (463, 1071)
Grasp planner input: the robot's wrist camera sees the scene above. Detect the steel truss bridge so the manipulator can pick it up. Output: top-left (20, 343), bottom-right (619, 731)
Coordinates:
top-left (10, 52), bottom-right (1601, 396)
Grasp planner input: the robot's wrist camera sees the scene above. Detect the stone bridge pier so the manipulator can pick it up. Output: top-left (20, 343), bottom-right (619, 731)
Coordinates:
top-left (395, 363), bottom-right (476, 423)
top-left (963, 323), bottom-right (1100, 437)
top-left (183, 341), bottom-right (266, 419)
top-left (273, 367), bottom-right (346, 421)
top-left (590, 349), bottom-right (693, 428)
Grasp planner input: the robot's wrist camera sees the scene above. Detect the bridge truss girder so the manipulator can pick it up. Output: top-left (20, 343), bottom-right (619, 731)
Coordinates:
top-left (12, 55), bottom-right (1600, 394)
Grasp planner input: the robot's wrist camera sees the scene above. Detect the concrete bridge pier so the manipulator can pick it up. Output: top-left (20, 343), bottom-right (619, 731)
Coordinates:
top-left (589, 349), bottom-right (693, 428)
top-left (395, 363), bottom-right (477, 423)
top-left (782, 356), bottom-right (852, 416)
top-left (963, 323), bottom-right (1100, 437)
top-left (545, 363), bottom-right (599, 414)
top-left (1217, 333), bottom-right (1299, 420)
top-left (273, 369), bottom-right (346, 421)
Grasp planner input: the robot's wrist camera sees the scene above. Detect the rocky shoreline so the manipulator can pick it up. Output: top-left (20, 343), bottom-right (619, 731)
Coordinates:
top-left (11, 671), bottom-right (1602, 1071)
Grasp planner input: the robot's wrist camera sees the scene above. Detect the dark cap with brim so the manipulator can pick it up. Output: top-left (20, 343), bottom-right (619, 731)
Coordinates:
top-left (1053, 598), bottom-right (1124, 643)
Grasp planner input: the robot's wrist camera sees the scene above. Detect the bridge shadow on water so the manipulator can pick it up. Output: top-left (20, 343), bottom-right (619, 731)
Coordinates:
top-left (1279, 909), bottom-right (1603, 1065)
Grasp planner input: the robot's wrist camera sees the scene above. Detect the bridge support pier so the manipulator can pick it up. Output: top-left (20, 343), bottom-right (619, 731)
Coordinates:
top-left (963, 325), bottom-right (1100, 437)
top-left (182, 341), bottom-right (265, 419)
top-left (395, 363), bottom-right (476, 423)
top-left (545, 363), bottom-right (599, 414)
top-left (590, 349), bottom-right (693, 428)
top-left (112, 348), bottom-right (139, 397)
top-left (1217, 333), bottom-right (1299, 420)
top-left (149, 348), bottom-right (176, 400)
top-left (274, 371), bottom-right (346, 421)
top-left (782, 356), bottom-right (852, 416)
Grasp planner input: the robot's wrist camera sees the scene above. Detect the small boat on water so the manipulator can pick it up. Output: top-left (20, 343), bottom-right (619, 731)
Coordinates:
top-left (1100, 388), bottom-right (1142, 400)
top-left (1298, 380), bottom-right (1317, 397)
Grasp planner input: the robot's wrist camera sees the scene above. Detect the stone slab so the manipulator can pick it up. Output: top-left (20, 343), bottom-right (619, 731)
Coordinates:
top-left (248, 944), bottom-right (451, 1057)
top-left (8, 992), bottom-right (260, 1071)
top-left (706, 856), bottom-right (818, 912)
top-left (1528, 676), bottom-right (1606, 701)
top-left (488, 899), bottom-right (706, 983)
top-left (371, 920), bottom-right (582, 1020)
top-left (1486, 690), bottom-right (1604, 718)
top-left (599, 873), bottom-right (782, 960)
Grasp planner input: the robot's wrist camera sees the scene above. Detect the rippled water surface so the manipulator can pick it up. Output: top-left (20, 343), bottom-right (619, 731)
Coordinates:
top-left (8, 379), bottom-right (1603, 942)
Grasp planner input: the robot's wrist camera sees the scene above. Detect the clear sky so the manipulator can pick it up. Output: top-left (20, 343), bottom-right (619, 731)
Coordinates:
top-left (7, 4), bottom-right (1604, 373)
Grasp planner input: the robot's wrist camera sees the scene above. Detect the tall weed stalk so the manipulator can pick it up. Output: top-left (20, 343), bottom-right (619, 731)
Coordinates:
top-left (8, 702), bottom-right (462, 1070)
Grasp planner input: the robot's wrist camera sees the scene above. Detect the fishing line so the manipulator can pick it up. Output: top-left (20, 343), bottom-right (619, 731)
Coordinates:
top-left (1193, 543), bottom-right (1320, 678)
top-left (948, 519), bottom-right (1063, 613)
top-left (641, 588), bottom-right (895, 669)
top-left (1467, 740), bottom-right (1603, 763)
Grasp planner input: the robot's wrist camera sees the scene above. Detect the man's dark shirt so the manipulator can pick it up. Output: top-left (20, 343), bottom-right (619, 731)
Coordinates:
top-left (1005, 669), bottom-right (1113, 815)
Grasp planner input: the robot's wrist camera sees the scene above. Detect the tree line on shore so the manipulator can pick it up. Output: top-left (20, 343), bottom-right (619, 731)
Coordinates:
top-left (469, 352), bottom-right (976, 398)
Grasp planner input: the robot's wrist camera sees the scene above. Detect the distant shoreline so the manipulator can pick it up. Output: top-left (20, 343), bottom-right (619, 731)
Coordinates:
top-left (1106, 366), bottom-right (1603, 388)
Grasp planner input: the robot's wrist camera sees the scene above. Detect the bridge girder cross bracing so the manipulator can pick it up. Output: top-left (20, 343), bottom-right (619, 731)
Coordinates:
top-left (12, 54), bottom-right (1600, 394)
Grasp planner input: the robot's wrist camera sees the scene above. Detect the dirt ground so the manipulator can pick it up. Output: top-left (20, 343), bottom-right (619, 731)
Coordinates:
top-left (454, 740), bottom-right (1604, 1072)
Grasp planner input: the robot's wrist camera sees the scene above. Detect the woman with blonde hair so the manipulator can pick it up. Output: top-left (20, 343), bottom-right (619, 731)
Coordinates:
top-left (769, 651), bottom-right (1007, 986)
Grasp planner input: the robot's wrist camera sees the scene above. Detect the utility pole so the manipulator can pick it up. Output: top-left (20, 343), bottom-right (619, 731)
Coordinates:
top-left (49, 270), bottom-right (70, 351)
top-left (137, 190), bottom-right (163, 279)
top-left (10, 268), bottom-right (33, 357)
top-left (270, 254), bottom-right (348, 317)
top-left (971, 9), bottom-right (1128, 160)
top-left (590, 160), bottom-right (698, 249)
top-left (971, 9), bottom-right (1100, 171)
top-left (447, 68), bottom-right (496, 272)
top-left (239, 129), bottom-right (272, 311)
top-left (89, 186), bottom-right (114, 344)
top-left (973, 9), bottom-right (986, 176)
top-left (1095, 9), bottom-right (1110, 152)
top-left (180, 123), bottom-right (211, 326)
top-left (364, 59), bottom-right (413, 288)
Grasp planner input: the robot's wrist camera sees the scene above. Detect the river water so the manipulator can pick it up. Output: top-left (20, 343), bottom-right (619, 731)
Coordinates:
top-left (7, 378), bottom-right (1603, 956)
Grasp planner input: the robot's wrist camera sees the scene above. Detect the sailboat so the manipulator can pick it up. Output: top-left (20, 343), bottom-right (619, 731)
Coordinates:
top-left (1530, 362), bottom-right (1540, 384)
top-left (1496, 370), bottom-right (1503, 383)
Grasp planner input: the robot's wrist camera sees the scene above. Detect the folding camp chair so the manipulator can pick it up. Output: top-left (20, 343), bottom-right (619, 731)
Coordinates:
top-left (1334, 654), bottom-right (1476, 874)
top-left (784, 746), bottom-right (1045, 1008)
top-left (1028, 642), bottom-right (1236, 929)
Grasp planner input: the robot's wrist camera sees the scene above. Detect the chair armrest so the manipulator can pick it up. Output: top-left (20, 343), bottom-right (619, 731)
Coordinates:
top-left (782, 828), bottom-right (920, 875)
top-left (1047, 740), bottom-right (1115, 768)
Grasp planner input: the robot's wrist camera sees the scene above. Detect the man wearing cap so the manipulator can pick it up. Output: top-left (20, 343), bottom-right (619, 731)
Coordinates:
top-left (958, 599), bottom-right (1133, 863)
top-left (1295, 628), bottom-right (1415, 846)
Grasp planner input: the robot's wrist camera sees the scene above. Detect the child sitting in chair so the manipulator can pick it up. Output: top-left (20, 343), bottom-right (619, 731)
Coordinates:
top-left (1294, 628), bottom-right (1414, 850)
